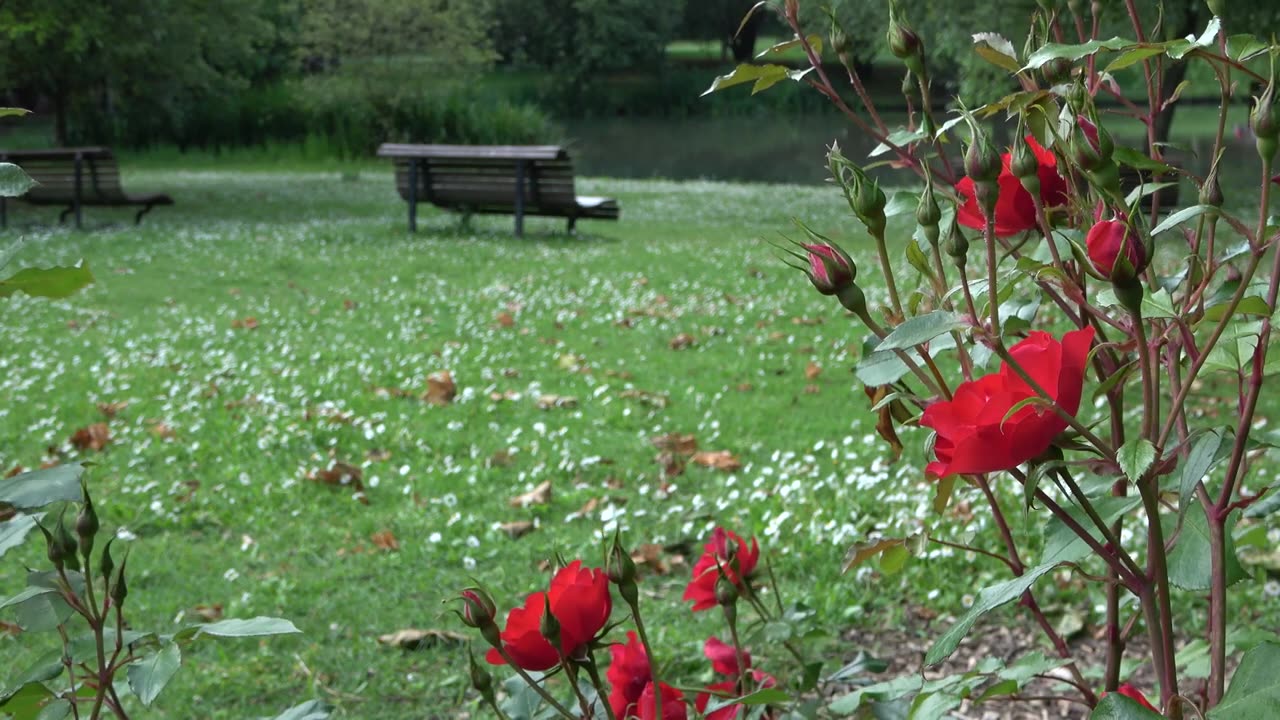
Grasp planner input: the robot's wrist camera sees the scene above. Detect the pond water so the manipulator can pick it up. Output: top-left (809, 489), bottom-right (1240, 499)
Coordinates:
top-left (563, 111), bottom-right (1262, 195)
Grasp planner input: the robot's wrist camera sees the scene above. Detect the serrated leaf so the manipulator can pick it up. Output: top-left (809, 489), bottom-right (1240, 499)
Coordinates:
top-left (1203, 295), bottom-right (1271, 322)
top-left (1022, 37), bottom-right (1135, 70)
top-left (0, 264), bottom-right (94, 299)
top-left (1103, 46), bottom-right (1166, 72)
top-left (1167, 505), bottom-right (1248, 591)
top-left (884, 190), bottom-right (921, 217)
top-left (127, 642), bottom-right (181, 706)
top-left (925, 563), bottom-right (1058, 665)
top-left (870, 127), bottom-right (927, 157)
top-left (1180, 430), bottom-right (1224, 518)
top-left (1112, 146), bottom-right (1175, 173)
top-left (1166, 17), bottom-right (1220, 59)
top-left (705, 688), bottom-right (789, 715)
top-left (1089, 692), bottom-right (1164, 718)
top-left (1123, 182), bottom-right (1178, 206)
top-left (855, 350), bottom-right (910, 386)
top-left (0, 163), bottom-right (35, 197)
top-left (756, 34), bottom-right (822, 59)
top-left (973, 32), bottom-right (1021, 74)
top-left (701, 64), bottom-right (812, 97)
top-left (1117, 438), bottom-right (1156, 482)
top-left (876, 311), bottom-right (963, 351)
top-left (1152, 204), bottom-right (1215, 235)
top-left (1244, 488), bottom-right (1280, 519)
top-left (192, 616), bottom-right (300, 639)
top-left (0, 465), bottom-right (85, 510)
top-left (933, 476), bottom-right (956, 514)
top-left (1041, 496), bottom-right (1142, 566)
top-left (0, 513), bottom-right (42, 559)
top-left (258, 700), bottom-right (332, 720)
top-left (1092, 360), bottom-right (1137, 401)
top-left (1207, 642), bottom-right (1280, 719)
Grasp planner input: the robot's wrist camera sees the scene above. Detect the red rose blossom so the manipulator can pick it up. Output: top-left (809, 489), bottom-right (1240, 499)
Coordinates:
top-left (637, 682), bottom-right (687, 720)
top-left (955, 135), bottom-right (1069, 236)
top-left (608, 632), bottom-right (652, 719)
top-left (694, 671), bottom-right (778, 720)
top-left (683, 528), bottom-right (760, 612)
top-left (1102, 683), bottom-right (1158, 712)
top-left (920, 327), bottom-right (1094, 478)
top-left (1087, 216), bottom-right (1147, 279)
top-left (704, 636), bottom-right (750, 678)
top-left (485, 560), bottom-right (612, 671)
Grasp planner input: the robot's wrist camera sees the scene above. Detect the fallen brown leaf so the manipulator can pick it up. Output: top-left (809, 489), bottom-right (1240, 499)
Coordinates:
top-left (736, 383), bottom-right (754, 392)
top-left (618, 389), bottom-right (670, 408)
top-left (489, 390), bottom-right (519, 402)
top-left (650, 433), bottom-right (698, 455)
top-left (496, 311), bottom-right (515, 327)
top-left (190, 604), bottom-right (224, 623)
top-left (805, 361), bottom-right (823, 381)
top-left (536, 394), bottom-right (578, 410)
top-left (70, 423), bottom-right (111, 452)
top-left (488, 450), bottom-right (514, 468)
top-left (0, 620), bottom-right (21, 636)
top-left (377, 628), bottom-right (467, 650)
top-left (509, 480), bottom-right (552, 507)
top-left (343, 298), bottom-right (358, 311)
top-left (573, 497), bottom-right (600, 518)
top-left (865, 385), bottom-right (905, 463)
top-left (174, 479), bottom-right (200, 504)
top-left (669, 333), bottom-right (696, 350)
top-left (0, 505), bottom-right (14, 522)
top-left (629, 543), bottom-right (686, 575)
top-left (371, 530), bottom-right (400, 551)
top-left (230, 317), bottom-right (259, 330)
top-left (96, 401), bottom-right (128, 419)
top-left (307, 461), bottom-right (369, 504)
top-left (501, 520), bottom-right (537, 539)
top-left (804, 384), bottom-right (821, 394)
top-left (5, 465), bottom-right (24, 478)
top-left (149, 422), bottom-right (176, 440)
top-left (692, 450), bottom-right (743, 472)
top-left (424, 371), bottom-right (456, 406)
top-left (792, 316), bottom-right (823, 326)
top-left (365, 448), bottom-right (392, 462)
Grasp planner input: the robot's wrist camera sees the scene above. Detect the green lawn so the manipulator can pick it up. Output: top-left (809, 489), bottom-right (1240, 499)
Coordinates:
top-left (0, 161), bottom-right (1277, 718)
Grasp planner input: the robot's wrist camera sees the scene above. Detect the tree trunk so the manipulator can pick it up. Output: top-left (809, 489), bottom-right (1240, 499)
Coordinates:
top-left (728, 10), bottom-right (763, 63)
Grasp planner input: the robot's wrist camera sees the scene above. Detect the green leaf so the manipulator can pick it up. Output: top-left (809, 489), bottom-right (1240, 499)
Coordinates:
top-left (192, 616), bottom-right (301, 639)
top-left (755, 34), bottom-right (822, 60)
top-left (1166, 17), bottom-right (1221, 59)
top-left (1227, 34), bottom-right (1269, 62)
top-left (0, 513), bottom-right (42, 559)
top-left (884, 190), bottom-right (921, 217)
top-left (35, 700), bottom-right (73, 720)
top-left (972, 32), bottom-right (1021, 73)
top-left (827, 651), bottom-right (889, 682)
top-left (908, 688), bottom-right (963, 720)
top-left (870, 127), bottom-right (928, 157)
top-left (0, 586), bottom-right (59, 612)
top-left (1207, 643), bottom-right (1280, 718)
top-left (1203, 295), bottom-right (1272, 322)
top-left (0, 163), bottom-right (35, 198)
top-left (1089, 692), bottom-right (1164, 718)
top-left (704, 688), bottom-right (789, 715)
top-left (1112, 146), bottom-right (1175, 174)
top-left (1117, 438), bottom-right (1156, 482)
top-left (0, 264), bottom-right (95, 299)
top-left (0, 465), bottom-right (85, 510)
top-left (1092, 360), bottom-right (1137, 401)
top-left (10, 588), bottom-right (74, 633)
top-left (1022, 37), bottom-right (1135, 70)
top-left (878, 544), bottom-right (910, 574)
top-left (1141, 288), bottom-right (1178, 319)
top-left (1180, 430), bottom-right (1224, 518)
top-left (1152, 205), bottom-right (1215, 236)
top-left (258, 700), bottom-right (332, 720)
top-left (127, 642), bottom-right (182, 706)
top-left (855, 350), bottom-right (910, 386)
top-left (828, 675), bottom-right (922, 715)
top-left (0, 682), bottom-right (55, 716)
top-left (925, 563), bottom-right (1058, 665)
top-left (0, 108), bottom-right (31, 118)
top-left (876, 311), bottom-right (963, 351)
top-left (701, 64), bottom-right (812, 96)
top-left (1103, 46), bottom-right (1166, 73)
top-left (906, 237), bottom-right (932, 277)
top-left (1244, 488), bottom-right (1280, 519)
top-left (1168, 506), bottom-right (1249, 591)
top-left (1123, 181), bottom-right (1178, 206)
top-left (1041, 496), bottom-right (1142, 566)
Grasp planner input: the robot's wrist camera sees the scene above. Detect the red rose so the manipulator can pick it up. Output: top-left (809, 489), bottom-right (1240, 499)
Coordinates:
top-left (1102, 683), bottom-right (1158, 712)
top-left (955, 135), bottom-right (1069, 236)
top-left (920, 327), bottom-right (1094, 478)
top-left (637, 682), bottom-right (687, 720)
top-left (694, 671), bottom-right (777, 720)
top-left (704, 636), bottom-right (750, 678)
top-left (1087, 216), bottom-right (1147, 279)
top-left (608, 631), bottom-right (651, 719)
top-left (485, 560), bottom-right (612, 671)
top-left (683, 528), bottom-right (760, 612)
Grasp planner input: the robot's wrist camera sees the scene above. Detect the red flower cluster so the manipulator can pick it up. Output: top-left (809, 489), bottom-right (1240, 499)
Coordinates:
top-left (694, 636), bottom-right (776, 720)
top-left (920, 328), bottom-right (1094, 478)
top-left (955, 135), bottom-right (1069, 236)
top-left (485, 560), bottom-right (612, 671)
top-left (607, 632), bottom-right (686, 720)
top-left (683, 528), bottom-right (760, 611)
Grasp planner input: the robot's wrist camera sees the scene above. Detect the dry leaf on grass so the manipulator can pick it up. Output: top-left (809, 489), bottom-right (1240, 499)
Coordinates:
top-left (190, 604), bottom-right (224, 623)
top-left (495, 311), bottom-right (515, 327)
top-left (692, 450), bottom-right (742, 472)
top-left (501, 520), bottom-right (537, 539)
top-left (377, 628), bottom-right (467, 651)
top-left (618, 389), bottom-right (670, 408)
top-left (70, 423), bottom-right (111, 452)
top-left (149, 422), bottom-right (176, 439)
top-left (669, 333), bottom-right (696, 350)
top-left (96, 401), bottom-right (128, 418)
top-left (230, 317), bottom-right (259, 330)
top-left (0, 505), bottom-right (14, 523)
top-left (307, 461), bottom-right (369, 504)
top-left (365, 448), bottom-right (392, 462)
top-left (736, 383), bottom-right (754, 392)
top-left (5, 465), bottom-right (24, 478)
top-left (0, 620), bottom-right (21, 636)
top-left (650, 433), bottom-right (698, 454)
top-left (509, 480), bottom-right (552, 507)
top-left (424, 371), bottom-right (456, 406)
top-left (805, 361), bottom-right (823, 380)
top-left (371, 530), bottom-right (400, 551)
top-left (572, 497), bottom-right (600, 518)
top-left (488, 450), bottom-right (514, 468)
top-left (804, 384), bottom-right (821, 394)
top-left (489, 390), bottom-right (519, 402)
top-left (629, 544), bottom-right (686, 575)
top-left (791, 316), bottom-right (823, 326)
top-left (536, 394), bottom-right (578, 410)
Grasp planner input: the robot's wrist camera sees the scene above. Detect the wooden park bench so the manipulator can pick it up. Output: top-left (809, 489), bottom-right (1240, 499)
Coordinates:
top-left (376, 144), bottom-right (619, 236)
top-left (0, 147), bottom-right (173, 229)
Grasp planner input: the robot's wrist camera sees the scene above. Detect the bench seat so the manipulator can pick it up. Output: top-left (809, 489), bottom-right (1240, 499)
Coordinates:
top-left (0, 147), bottom-right (173, 228)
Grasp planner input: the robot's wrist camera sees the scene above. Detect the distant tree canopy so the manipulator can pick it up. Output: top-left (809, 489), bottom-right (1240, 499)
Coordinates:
top-left (490, 0), bottom-right (683, 78)
top-left (0, 0), bottom-right (279, 144)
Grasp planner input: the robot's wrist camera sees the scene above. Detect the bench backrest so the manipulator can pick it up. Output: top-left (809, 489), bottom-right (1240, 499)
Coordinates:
top-left (0, 148), bottom-right (126, 203)
top-left (378, 145), bottom-right (581, 212)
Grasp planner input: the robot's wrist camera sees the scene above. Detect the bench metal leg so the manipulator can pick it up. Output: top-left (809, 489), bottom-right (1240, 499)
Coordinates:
top-left (59, 206), bottom-right (73, 224)
top-left (567, 216), bottom-right (577, 234)
top-left (73, 153), bottom-right (83, 230)
top-left (407, 159), bottom-right (418, 233)
top-left (135, 203), bottom-right (157, 225)
top-left (514, 160), bottom-right (526, 237)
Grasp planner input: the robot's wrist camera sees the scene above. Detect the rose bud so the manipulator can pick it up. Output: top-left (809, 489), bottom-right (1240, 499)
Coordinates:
top-left (802, 241), bottom-right (857, 296)
top-left (458, 587), bottom-right (497, 629)
top-left (1087, 216), bottom-right (1148, 281)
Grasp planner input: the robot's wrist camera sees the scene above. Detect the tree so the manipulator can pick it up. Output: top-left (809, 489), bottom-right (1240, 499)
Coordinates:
top-left (490, 0), bottom-right (683, 78)
top-left (680, 0), bottom-right (774, 62)
top-left (0, 0), bottom-right (279, 145)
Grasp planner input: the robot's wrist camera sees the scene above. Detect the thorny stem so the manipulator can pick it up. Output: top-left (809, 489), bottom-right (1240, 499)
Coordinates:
top-left (582, 651), bottom-right (616, 720)
top-left (1054, 468), bottom-right (1144, 580)
top-left (871, 228), bottom-right (906, 321)
top-left (624, 592), bottom-right (664, 720)
top-left (1140, 474), bottom-right (1181, 718)
top-left (856, 308), bottom-right (946, 398)
top-left (561, 657), bottom-right (596, 720)
top-left (57, 624), bottom-right (83, 720)
top-left (983, 216), bottom-right (1002, 339)
top-left (723, 604), bottom-right (749, 696)
top-left (492, 645), bottom-right (578, 719)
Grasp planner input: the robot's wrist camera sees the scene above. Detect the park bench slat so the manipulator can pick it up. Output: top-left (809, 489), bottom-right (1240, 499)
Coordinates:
top-left (0, 147), bottom-right (173, 228)
top-left (378, 143), bottom-right (619, 236)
